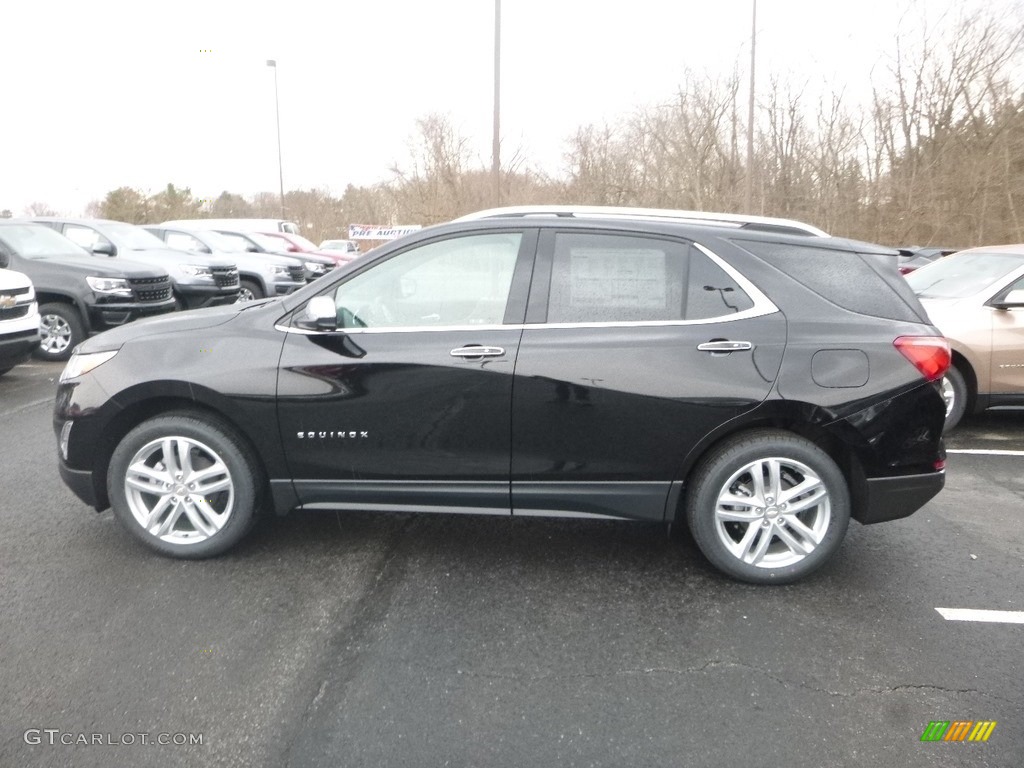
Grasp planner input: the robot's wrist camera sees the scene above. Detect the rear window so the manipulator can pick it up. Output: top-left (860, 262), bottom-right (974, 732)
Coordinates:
top-left (734, 239), bottom-right (924, 322)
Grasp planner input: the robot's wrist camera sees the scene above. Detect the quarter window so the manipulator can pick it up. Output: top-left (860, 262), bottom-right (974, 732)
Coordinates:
top-left (331, 233), bottom-right (522, 329)
top-left (546, 233), bottom-right (753, 323)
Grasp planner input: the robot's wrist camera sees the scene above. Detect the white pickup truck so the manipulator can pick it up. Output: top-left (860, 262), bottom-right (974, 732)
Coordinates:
top-left (0, 265), bottom-right (40, 376)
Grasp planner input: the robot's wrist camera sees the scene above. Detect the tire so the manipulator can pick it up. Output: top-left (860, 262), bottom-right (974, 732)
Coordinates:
top-left (238, 279), bottom-right (263, 302)
top-left (107, 411), bottom-right (262, 558)
top-left (940, 366), bottom-right (968, 433)
top-left (685, 430), bottom-right (851, 585)
top-left (36, 303), bottom-right (85, 362)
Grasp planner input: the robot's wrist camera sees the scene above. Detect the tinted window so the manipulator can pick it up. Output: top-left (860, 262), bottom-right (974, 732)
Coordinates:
top-left (546, 233), bottom-right (753, 323)
top-left (331, 233), bottom-right (521, 328)
top-left (736, 239), bottom-right (922, 322)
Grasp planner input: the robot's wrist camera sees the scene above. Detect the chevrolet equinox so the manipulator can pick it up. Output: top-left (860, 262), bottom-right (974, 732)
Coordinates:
top-left (54, 207), bottom-right (949, 584)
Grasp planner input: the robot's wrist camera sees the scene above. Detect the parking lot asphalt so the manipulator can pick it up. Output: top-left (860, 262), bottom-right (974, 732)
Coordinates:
top-left (1, 361), bottom-right (1021, 768)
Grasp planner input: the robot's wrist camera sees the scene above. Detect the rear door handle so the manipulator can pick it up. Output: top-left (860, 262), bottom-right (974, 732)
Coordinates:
top-left (450, 345), bottom-right (506, 359)
top-left (697, 340), bottom-right (753, 353)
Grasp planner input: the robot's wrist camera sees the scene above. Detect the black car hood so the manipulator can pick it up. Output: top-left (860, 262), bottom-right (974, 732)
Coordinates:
top-left (78, 301), bottom-right (264, 352)
top-left (30, 253), bottom-right (167, 278)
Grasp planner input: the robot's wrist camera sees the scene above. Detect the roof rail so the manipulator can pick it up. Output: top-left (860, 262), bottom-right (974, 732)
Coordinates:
top-left (454, 205), bottom-right (829, 237)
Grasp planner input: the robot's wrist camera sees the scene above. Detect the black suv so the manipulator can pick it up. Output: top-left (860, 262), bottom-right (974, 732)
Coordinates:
top-left (0, 222), bottom-right (175, 361)
top-left (53, 207), bottom-right (949, 584)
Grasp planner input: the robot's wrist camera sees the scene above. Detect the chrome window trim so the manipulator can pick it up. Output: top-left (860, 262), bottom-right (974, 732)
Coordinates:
top-left (275, 239), bottom-right (779, 335)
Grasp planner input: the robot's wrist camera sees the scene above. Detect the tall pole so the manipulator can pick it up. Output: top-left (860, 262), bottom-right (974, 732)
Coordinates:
top-left (491, 0), bottom-right (501, 207)
top-left (745, 0), bottom-right (756, 213)
top-left (267, 59), bottom-right (285, 219)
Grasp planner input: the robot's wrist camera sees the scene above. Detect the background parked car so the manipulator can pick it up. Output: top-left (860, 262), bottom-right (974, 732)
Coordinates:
top-left (29, 218), bottom-right (240, 309)
top-left (255, 231), bottom-right (357, 267)
top-left (907, 245), bottom-right (1024, 429)
top-left (897, 246), bottom-right (960, 275)
top-left (144, 226), bottom-right (306, 301)
top-left (319, 238), bottom-right (361, 257)
top-left (160, 217), bottom-right (299, 234)
top-left (0, 263), bottom-right (40, 376)
top-left (196, 228), bottom-right (340, 281)
top-left (0, 222), bottom-right (174, 360)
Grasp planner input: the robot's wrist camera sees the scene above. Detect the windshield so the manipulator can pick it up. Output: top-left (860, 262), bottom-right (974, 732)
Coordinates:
top-left (906, 251), bottom-right (1024, 298)
top-left (287, 233), bottom-right (319, 250)
top-left (249, 233), bottom-right (284, 251)
top-left (200, 230), bottom-right (249, 253)
top-left (0, 224), bottom-right (89, 258)
top-left (103, 221), bottom-right (170, 250)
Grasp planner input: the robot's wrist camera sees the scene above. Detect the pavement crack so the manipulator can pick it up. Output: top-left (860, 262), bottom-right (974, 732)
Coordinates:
top-left (441, 660), bottom-right (1017, 704)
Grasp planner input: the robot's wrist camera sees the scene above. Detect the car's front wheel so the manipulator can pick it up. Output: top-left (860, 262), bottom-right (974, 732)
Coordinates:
top-left (686, 430), bottom-right (851, 584)
top-left (107, 411), bottom-right (261, 558)
top-left (237, 279), bottom-right (263, 302)
top-left (36, 302), bottom-right (84, 362)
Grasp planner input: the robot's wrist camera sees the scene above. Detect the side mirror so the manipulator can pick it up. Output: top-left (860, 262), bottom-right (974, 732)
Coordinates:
top-left (288, 244), bottom-right (301, 253)
top-left (247, 245), bottom-right (260, 253)
top-left (92, 242), bottom-right (117, 257)
top-left (990, 288), bottom-right (1024, 310)
top-left (303, 295), bottom-right (337, 331)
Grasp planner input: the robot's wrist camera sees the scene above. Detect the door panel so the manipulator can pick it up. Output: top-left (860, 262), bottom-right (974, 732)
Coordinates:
top-left (511, 230), bottom-right (786, 521)
top-left (276, 229), bottom-right (534, 513)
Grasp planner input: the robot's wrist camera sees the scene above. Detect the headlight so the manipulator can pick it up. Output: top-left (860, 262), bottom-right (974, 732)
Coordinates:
top-left (178, 264), bottom-right (213, 279)
top-left (304, 261), bottom-right (327, 274)
top-left (268, 265), bottom-right (291, 278)
top-left (60, 349), bottom-right (119, 382)
top-left (86, 276), bottom-right (133, 296)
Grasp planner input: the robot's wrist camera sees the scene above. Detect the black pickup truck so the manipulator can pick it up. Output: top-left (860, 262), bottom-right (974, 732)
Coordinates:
top-left (0, 222), bottom-right (176, 361)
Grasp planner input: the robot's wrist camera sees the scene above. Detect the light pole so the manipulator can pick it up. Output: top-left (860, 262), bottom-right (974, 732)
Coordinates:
top-left (744, 0), bottom-right (756, 213)
top-left (491, 0), bottom-right (501, 207)
top-left (267, 59), bottom-right (285, 219)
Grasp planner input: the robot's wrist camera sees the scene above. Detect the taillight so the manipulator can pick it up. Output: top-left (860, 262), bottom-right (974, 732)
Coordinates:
top-left (893, 336), bottom-right (951, 381)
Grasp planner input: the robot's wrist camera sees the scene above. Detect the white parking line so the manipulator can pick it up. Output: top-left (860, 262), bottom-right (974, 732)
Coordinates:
top-left (936, 608), bottom-right (1024, 624)
top-left (946, 449), bottom-right (1024, 456)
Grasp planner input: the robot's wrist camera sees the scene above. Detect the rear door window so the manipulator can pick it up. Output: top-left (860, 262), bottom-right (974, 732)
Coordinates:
top-left (545, 232), bottom-right (754, 323)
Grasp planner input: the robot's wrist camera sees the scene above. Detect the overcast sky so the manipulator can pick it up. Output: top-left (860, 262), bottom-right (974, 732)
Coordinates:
top-left (2, 0), bottom-right (1017, 216)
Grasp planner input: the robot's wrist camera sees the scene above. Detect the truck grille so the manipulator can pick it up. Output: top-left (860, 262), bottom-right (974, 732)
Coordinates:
top-left (129, 276), bottom-right (173, 303)
top-left (288, 265), bottom-right (305, 282)
top-left (212, 267), bottom-right (240, 289)
top-left (0, 286), bottom-right (31, 298)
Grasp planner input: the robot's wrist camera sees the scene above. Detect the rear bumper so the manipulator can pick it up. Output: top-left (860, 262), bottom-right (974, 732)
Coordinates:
top-left (856, 470), bottom-right (945, 524)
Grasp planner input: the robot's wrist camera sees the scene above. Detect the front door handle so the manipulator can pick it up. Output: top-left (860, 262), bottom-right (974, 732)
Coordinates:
top-left (697, 340), bottom-right (753, 353)
top-left (450, 345), bottom-right (506, 359)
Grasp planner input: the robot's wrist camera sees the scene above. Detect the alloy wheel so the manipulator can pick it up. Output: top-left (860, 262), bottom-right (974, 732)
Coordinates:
top-left (123, 436), bottom-right (235, 545)
top-left (40, 313), bottom-right (72, 354)
top-left (713, 457), bottom-right (831, 568)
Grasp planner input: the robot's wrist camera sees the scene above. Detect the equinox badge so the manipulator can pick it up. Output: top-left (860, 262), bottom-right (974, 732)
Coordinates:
top-left (297, 431), bottom-right (369, 439)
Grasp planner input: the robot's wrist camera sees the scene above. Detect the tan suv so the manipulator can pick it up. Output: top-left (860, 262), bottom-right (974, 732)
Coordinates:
top-left (906, 245), bottom-right (1024, 430)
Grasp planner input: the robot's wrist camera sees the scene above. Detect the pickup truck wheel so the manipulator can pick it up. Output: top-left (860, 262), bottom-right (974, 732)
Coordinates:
top-left (238, 279), bottom-right (263, 302)
top-left (107, 411), bottom-right (261, 558)
top-left (686, 430), bottom-right (851, 585)
top-left (36, 303), bottom-right (84, 361)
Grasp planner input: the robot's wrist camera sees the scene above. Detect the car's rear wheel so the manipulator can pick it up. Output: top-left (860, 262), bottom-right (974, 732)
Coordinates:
top-left (107, 411), bottom-right (261, 558)
top-left (238, 279), bottom-right (263, 302)
top-left (941, 365), bottom-right (968, 433)
top-left (686, 430), bottom-right (851, 584)
top-left (36, 302), bottom-right (84, 362)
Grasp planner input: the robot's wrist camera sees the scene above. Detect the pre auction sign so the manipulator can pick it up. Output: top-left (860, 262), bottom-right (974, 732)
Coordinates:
top-left (348, 224), bottom-right (422, 240)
